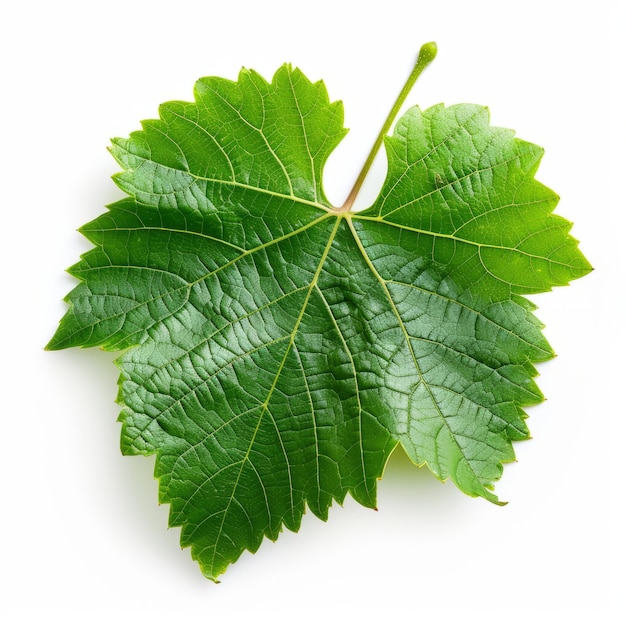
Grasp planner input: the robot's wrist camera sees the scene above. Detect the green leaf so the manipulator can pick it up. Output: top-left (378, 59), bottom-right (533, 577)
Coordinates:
top-left (48, 48), bottom-right (591, 581)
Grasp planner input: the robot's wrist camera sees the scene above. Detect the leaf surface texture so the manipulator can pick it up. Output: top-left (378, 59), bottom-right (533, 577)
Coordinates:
top-left (48, 64), bottom-right (591, 580)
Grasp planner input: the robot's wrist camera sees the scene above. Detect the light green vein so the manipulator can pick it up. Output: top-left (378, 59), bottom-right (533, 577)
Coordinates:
top-left (346, 216), bottom-right (493, 497)
top-left (202, 82), bottom-right (295, 196)
top-left (286, 70), bottom-right (318, 203)
top-left (352, 214), bottom-right (579, 270)
top-left (208, 216), bottom-right (343, 572)
top-left (314, 284), bottom-right (369, 501)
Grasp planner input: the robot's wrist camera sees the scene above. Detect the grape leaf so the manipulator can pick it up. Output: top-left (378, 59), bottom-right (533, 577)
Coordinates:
top-left (48, 44), bottom-right (591, 580)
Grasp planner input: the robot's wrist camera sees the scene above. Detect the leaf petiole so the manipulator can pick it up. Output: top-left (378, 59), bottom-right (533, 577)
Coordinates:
top-left (339, 42), bottom-right (437, 213)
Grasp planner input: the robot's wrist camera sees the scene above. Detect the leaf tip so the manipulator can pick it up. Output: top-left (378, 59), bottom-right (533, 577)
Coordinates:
top-left (45, 327), bottom-right (68, 352)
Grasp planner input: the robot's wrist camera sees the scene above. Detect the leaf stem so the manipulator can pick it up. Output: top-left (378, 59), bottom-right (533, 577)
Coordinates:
top-left (339, 42), bottom-right (437, 213)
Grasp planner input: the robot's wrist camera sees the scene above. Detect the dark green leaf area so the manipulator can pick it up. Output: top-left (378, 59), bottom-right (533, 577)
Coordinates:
top-left (47, 190), bottom-right (328, 351)
top-left (118, 216), bottom-right (395, 579)
top-left (110, 65), bottom-right (346, 209)
top-left (48, 64), bottom-right (591, 579)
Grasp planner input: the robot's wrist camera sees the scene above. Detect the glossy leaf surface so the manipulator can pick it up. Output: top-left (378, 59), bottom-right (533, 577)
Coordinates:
top-left (48, 63), bottom-right (591, 580)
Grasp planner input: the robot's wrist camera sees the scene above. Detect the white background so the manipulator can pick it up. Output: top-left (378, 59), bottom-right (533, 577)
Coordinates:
top-left (2, 0), bottom-right (623, 623)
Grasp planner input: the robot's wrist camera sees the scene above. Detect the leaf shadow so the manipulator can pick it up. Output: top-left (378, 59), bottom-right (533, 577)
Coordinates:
top-left (376, 444), bottom-right (477, 522)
